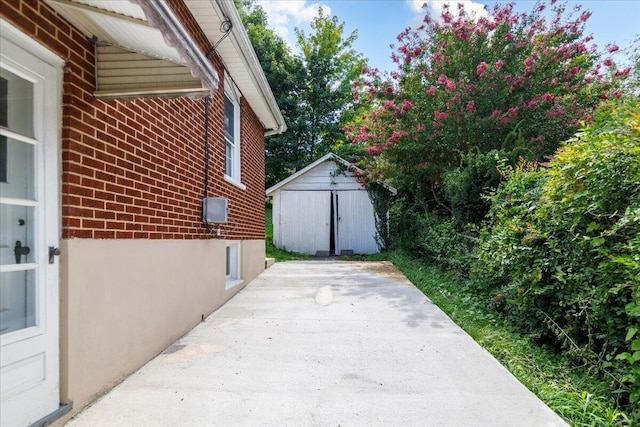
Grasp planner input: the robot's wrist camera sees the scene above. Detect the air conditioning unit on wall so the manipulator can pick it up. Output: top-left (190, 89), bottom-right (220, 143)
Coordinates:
top-left (202, 197), bottom-right (228, 223)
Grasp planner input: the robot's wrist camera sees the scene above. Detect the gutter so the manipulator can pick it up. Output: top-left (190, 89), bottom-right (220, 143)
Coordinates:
top-left (141, 0), bottom-right (220, 94)
top-left (212, 0), bottom-right (287, 136)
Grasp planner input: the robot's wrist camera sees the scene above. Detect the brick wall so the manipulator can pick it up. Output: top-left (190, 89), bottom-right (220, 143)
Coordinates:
top-left (1, 0), bottom-right (266, 241)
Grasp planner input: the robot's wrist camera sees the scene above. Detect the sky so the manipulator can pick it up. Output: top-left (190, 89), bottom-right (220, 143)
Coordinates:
top-left (254, 0), bottom-right (640, 73)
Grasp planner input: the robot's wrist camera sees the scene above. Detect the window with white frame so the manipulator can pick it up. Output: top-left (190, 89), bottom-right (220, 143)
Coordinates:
top-left (224, 75), bottom-right (242, 187)
top-left (225, 242), bottom-right (241, 289)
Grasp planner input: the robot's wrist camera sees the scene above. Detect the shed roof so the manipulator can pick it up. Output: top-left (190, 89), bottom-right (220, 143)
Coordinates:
top-left (45, 0), bottom-right (286, 135)
top-left (265, 153), bottom-right (397, 196)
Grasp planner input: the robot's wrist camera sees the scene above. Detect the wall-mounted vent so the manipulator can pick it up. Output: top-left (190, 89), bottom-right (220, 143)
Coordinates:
top-left (202, 197), bottom-right (228, 223)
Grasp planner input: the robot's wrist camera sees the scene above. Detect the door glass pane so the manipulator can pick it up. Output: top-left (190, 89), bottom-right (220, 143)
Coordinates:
top-left (0, 269), bottom-right (36, 335)
top-left (0, 137), bottom-right (35, 200)
top-left (0, 204), bottom-right (34, 266)
top-left (0, 69), bottom-right (34, 138)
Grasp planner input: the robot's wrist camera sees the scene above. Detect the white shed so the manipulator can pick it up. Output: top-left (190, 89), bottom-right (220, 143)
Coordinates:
top-left (266, 153), bottom-right (396, 256)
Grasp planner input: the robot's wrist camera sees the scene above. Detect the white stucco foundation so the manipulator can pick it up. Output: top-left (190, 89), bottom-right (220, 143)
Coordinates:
top-left (58, 239), bottom-right (265, 413)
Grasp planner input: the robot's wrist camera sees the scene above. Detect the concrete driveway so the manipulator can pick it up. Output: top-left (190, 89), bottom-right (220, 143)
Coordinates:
top-left (66, 261), bottom-right (567, 426)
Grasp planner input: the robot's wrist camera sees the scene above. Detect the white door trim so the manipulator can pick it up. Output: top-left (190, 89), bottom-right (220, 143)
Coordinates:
top-left (0, 18), bottom-right (64, 427)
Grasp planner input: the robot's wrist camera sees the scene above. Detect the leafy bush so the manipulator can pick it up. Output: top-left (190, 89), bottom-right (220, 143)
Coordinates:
top-left (444, 149), bottom-right (510, 226)
top-left (389, 203), bottom-right (471, 274)
top-left (472, 99), bottom-right (640, 419)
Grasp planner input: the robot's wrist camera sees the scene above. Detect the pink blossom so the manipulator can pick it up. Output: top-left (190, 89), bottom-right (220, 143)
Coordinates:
top-left (414, 47), bottom-right (422, 55)
top-left (507, 107), bottom-right (519, 118)
top-left (608, 44), bottom-right (619, 53)
top-left (603, 58), bottom-right (613, 67)
top-left (403, 99), bottom-right (414, 110)
top-left (390, 131), bottom-right (404, 142)
top-left (614, 67), bottom-right (631, 77)
top-left (584, 76), bottom-right (593, 83)
top-left (426, 86), bottom-right (437, 96)
top-left (543, 93), bottom-right (554, 102)
top-left (437, 74), bottom-right (447, 84)
top-left (526, 99), bottom-right (538, 109)
top-left (612, 90), bottom-right (622, 98)
top-left (386, 86), bottom-right (393, 94)
top-left (466, 100), bottom-right (475, 111)
top-left (384, 100), bottom-right (394, 109)
top-left (524, 57), bottom-right (535, 67)
top-left (495, 60), bottom-right (505, 69)
top-left (569, 66), bottom-right (579, 75)
top-left (366, 145), bottom-right (382, 155)
top-left (445, 80), bottom-right (457, 91)
top-left (505, 32), bottom-right (514, 40)
top-left (476, 61), bottom-right (488, 77)
top-left (434, 110), bottom-right (450, 121)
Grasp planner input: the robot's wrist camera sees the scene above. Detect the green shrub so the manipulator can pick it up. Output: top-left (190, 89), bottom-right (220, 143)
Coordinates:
top-left (472, 99), bottom-right (640, 419)
top-left (444, 149), bottom-right (508, 226)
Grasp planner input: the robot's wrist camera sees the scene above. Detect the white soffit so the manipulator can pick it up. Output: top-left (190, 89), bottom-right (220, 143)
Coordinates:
top-left (45, 0), bottom-right (208, 99)
top-left (186, 0), bottom-right (286, 134)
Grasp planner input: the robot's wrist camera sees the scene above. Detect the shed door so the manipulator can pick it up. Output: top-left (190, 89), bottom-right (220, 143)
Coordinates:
top-left (279, 191), bottom-right (331, 255)
top-left (335, 190), bottom-right (378, 255)
top-left (0, 32), bottom-right (61, 427)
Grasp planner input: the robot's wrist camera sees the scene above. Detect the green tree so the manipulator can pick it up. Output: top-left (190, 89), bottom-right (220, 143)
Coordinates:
top-left (236, 0), bottom-right (307, 188)
top-left (347, 1), bottom-right (625, 214)
top-left (237, 2), bottom-right (366, 187)
top-left (294, 8), bottom-right (366, 163)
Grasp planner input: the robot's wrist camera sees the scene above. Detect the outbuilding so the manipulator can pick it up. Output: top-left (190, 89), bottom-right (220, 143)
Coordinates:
top-left (266, 153), bottom-right (396, 256)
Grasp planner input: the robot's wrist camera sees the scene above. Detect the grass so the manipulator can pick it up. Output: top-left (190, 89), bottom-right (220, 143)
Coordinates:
top-left (263, 208), bottom-right (631, 425)
top-left (387, 250), bottom-right (632, 427)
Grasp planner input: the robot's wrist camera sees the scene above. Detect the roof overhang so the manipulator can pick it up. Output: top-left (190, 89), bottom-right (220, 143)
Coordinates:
top-left (184, 0), bottom-right (286, 135)
top-left (45, 0), bottom-right (286, 135)
top-left (46, 0), bottom-right (218, 99)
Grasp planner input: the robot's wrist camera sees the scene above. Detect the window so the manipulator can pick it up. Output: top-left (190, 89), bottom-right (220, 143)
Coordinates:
top-left (225, 242), bottom-right (242, 289)
top-left (223, 76), bottom-right (243, 188)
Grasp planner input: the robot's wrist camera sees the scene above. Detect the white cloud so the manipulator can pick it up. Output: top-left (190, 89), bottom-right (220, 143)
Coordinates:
top-left (406, 0), bottom-right (489, 24)
top-left (407, 0), bottom-right (427, 13)
top-left (255, 0), bottom-right (331, 40)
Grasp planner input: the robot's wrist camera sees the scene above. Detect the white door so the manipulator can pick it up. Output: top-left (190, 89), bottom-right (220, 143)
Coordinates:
top-left (335, 190), bottom-right (378, 254)
top-left (0, 26), bottom-right (61, 427)
top-left (279, 191), bottom-right (331, 255)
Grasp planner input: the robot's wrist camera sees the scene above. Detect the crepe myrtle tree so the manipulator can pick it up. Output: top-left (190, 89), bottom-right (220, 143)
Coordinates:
top-left (344, 0), bottom-right (630, 208)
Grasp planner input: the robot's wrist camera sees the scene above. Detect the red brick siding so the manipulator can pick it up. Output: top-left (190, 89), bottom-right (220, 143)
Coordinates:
top-left (2, 0), bottom-right (266, 240)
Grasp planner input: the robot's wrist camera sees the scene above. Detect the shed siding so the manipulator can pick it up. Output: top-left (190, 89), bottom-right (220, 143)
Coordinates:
top-left (280, 162), bottom-right (364, 192)
top-left (336, 190), bottom-right (378, 254)
top-left (270, 157), bottom-right (381, 255)
top-left (279, 191), bottom-right (331, 254)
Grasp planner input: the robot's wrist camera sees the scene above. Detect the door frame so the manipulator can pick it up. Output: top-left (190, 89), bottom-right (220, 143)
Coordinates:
top-left (0, 18), bottom-right (65, 426)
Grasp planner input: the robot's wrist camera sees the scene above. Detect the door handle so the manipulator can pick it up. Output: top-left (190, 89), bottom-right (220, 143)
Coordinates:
top-left (49, 246), bottom-right (61, 264)
top-left (14, 240), bottom-right (31, 264)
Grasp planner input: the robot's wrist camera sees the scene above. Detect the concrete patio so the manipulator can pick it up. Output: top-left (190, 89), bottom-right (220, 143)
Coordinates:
top-left (65, 261), bottom-right (567, 426)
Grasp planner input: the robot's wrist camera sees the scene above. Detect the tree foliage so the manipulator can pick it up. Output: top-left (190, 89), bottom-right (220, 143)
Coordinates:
top-left (346, 1), bottom-right (628, 211)
top-left (473, 99), bottom-right (640, 420)
top-left (237, 2), bottom-right (366, 188)
top-left (236, 1), bottom-right (306, 188)
top-left (295, 9), bottom-right (367, 162)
